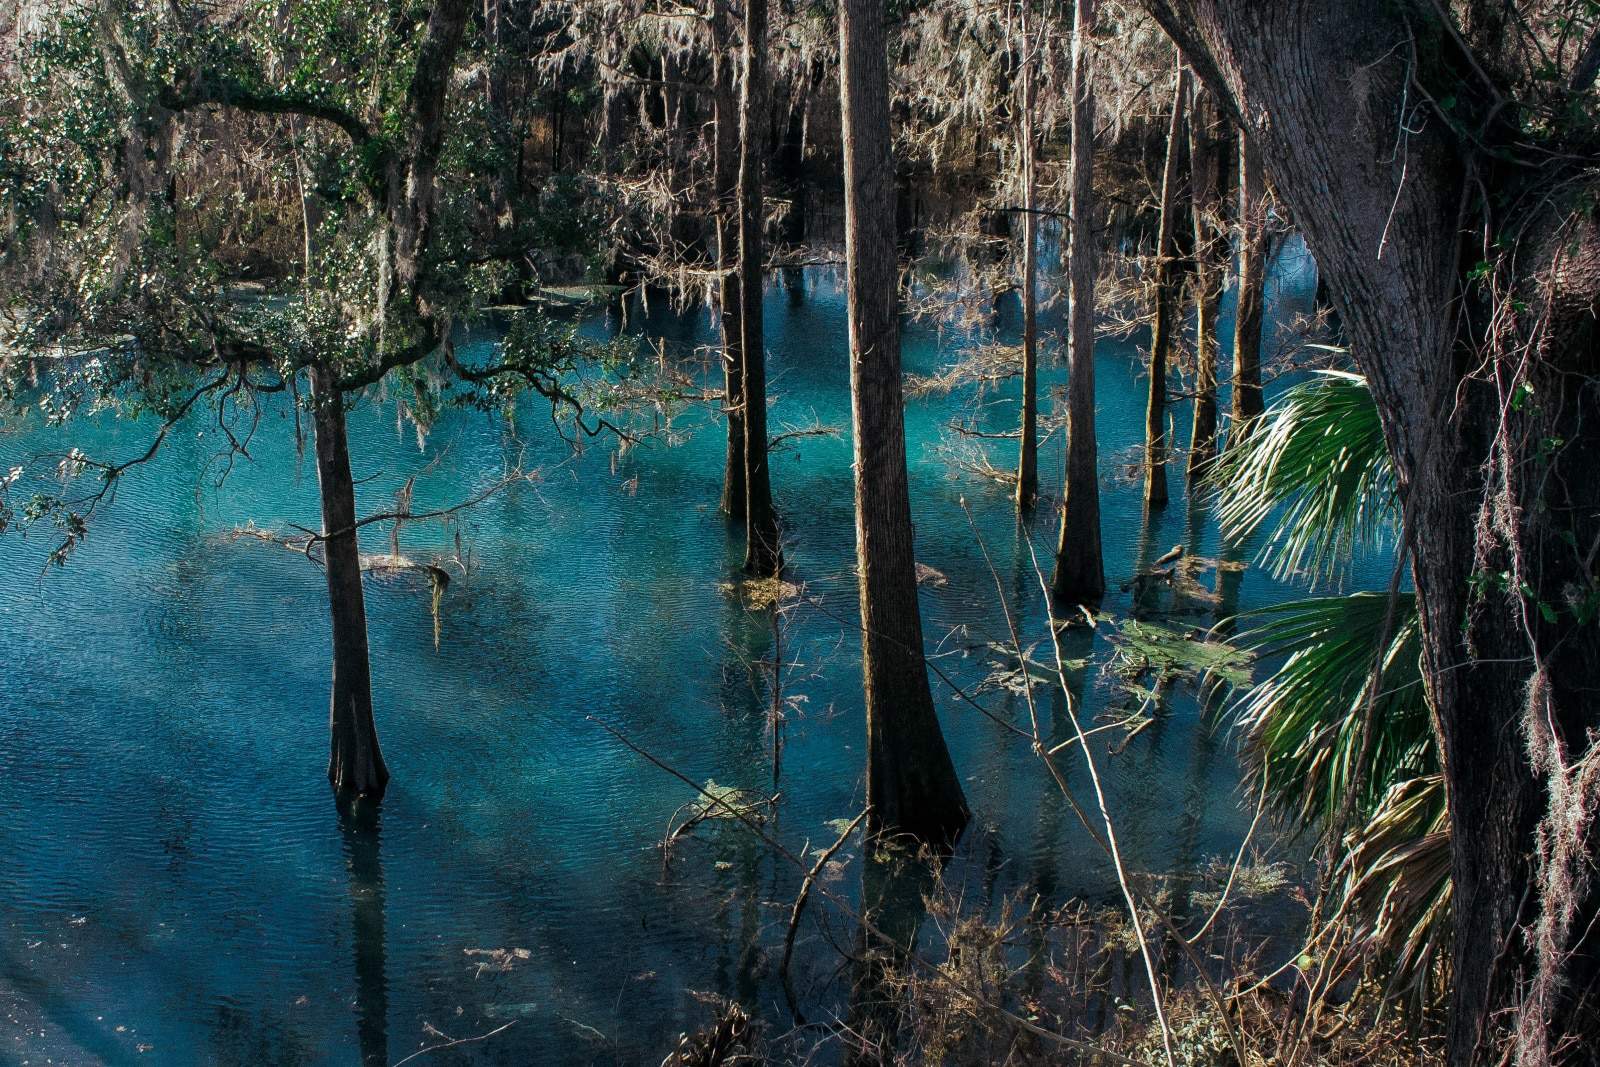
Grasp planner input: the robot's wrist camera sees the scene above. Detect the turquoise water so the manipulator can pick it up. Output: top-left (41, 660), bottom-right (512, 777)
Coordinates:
top-left (1, 242), bottom-right (1345, 1064)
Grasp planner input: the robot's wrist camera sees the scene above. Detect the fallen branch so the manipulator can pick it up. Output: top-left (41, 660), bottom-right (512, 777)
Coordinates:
top-left (390, 1021), bottom-right (516, 1066)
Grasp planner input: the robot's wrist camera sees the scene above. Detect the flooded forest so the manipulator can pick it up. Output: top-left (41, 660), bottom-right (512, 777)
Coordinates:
top-left (2, 1), bottom-right (1599, 1065)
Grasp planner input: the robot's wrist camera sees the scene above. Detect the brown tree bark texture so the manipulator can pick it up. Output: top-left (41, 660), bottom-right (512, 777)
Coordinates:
top-left (1187, 84), bottom-right (1227, 481)
top-left (1143, 2), bottom-right (1600, 1062)
top-left (1230, 131), bottom-right (1266, 439)
top-left (310, 365), bottom-right (389, 798)
top-left (1144, 66), bottom-right (1189, 509)
top-left (740, 0), bottom-right (781, 575)
top-left (1052, 0), bottom-right (1106, 605)
top-left (839, 0), bottom-right (968, 845)
top-left (712, 0), bottom-right (747, 521)
top-left (1015, 7), bottom-right (1040, 512)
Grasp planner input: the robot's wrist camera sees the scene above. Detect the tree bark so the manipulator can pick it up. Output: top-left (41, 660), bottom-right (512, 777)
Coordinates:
top-left (740, 0), bottom-right (781, 575)
top-left (1186, 82), bottom-right (1227, 483)
top-left (712, 0), bottom-right (747, 521)
top-left (1015, 6), bottom-right (1040, 512)
top-left (1143, 65), bottom-right (1189, 509)
top-left (1051, 0), bottom-right (1105, 605)
top-left (1143, 3), bottom-right (1600, 1062)
top-left (388, 0), bottom-right (472, 301)
top-left (1230, 130), bottom-right (1266, 440)
top-left (310, 364), bottom-right (389, 798)
top-left (838, 0), bottom-right (968, 845)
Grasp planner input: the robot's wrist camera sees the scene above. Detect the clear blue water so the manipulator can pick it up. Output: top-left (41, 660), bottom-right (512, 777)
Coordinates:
top-left (0, 240), bottom-right (1357, 1064)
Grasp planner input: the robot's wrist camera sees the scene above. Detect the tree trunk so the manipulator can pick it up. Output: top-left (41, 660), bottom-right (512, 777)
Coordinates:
top-left (1144, 3), bottom-right (1600, 1062)
top-left (1143, 65), bottom-right (1189, 509)
top-left (1051, 0), bottom-right (1105, 605)
top-left (838, 0), bottom-right (968, 846)
top-left (712, 0), bottom-right (747, 521)
top-left (1230, 130), bottom-right (1266, 440)
top-left (1186, 83), bottom-right (1227, 482)
top-left (1014, 7), bottom-right (1039, 512)
top-left (740, 0), bottom-right (781, 575)
top-left (387, 0), bottom-right (472, 299)
top-left (310, 365), bottom-right (389, 798)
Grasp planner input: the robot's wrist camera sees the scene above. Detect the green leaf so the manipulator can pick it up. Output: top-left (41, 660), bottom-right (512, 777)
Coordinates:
top-left (1212, 371), bottom-right (1398, 585)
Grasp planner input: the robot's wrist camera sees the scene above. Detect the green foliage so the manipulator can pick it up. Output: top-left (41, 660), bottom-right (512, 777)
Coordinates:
top-left (1230, 593), bottom-right (1429, 832)
top-left (1213, 370), bottom-right (1396, 585)
top-left (0, 0), bottom-right (625, 460)
top-left (1105, 617), bottom-right (1252, 691)
top-left (1216, 369), bottom-right (1449, 1001)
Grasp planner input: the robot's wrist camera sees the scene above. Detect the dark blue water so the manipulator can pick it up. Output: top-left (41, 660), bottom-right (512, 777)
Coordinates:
top-left (0, 241), bottom-right (1352, 1064)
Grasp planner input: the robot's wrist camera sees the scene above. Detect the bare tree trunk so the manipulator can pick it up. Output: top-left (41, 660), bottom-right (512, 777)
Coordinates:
top-left (1230, 131), bottom-right (1266, 440)
top-left (1014, 5), bottom-right (1039, 512)
top-left (1143, 65), bottom-right (1189, 509)
top-left (1186, 82), bottom-right (1227, 482)
top-left (712, 0), bottom-right (746, 521)
top-left (1051, 0), bottom-right (1105, 605)
top-left (740, 0), bottom-right (781, 575)
top-left (310, 365), bottom-right (389, 798)
top-left (838, 0), bottom-right (968, 845)
top-left (1145, 3), bottom-right (1600, 1062)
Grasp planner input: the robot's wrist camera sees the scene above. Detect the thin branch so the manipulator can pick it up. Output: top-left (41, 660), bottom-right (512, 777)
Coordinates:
top-left (390, 1021), bottom-right (517, 1067)
top-left (781, 810), bottom-right (867, 1024)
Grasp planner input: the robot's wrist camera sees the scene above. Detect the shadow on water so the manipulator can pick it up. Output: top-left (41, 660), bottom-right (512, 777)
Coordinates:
top-left (783, 266), bottom-right (806, 307)
top-left (0, 944), bottom-right (133, 1066)
top-left (338, 798), bottom-right (388, 1067)
top-left (844, 847), bottom-right (938, 1066)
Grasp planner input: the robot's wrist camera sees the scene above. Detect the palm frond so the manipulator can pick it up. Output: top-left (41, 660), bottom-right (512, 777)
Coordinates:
top-left (1337, 774), bottom-right (1451, 1004)
top-left (1216, 371), bottom-right (1450, 1007)
top-left (1214, 370), bottom-right (1397, 584)
top-left (1229, 591), bottom-right (1431, 835)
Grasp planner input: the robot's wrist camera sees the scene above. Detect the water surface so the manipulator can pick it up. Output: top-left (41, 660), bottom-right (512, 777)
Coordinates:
top-left (0, 243), bottom-right (1358, 1064)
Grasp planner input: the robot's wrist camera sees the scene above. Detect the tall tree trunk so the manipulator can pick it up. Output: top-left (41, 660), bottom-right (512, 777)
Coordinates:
top-left (1143, 65), bottom-right (1189, 509)
top-left (1230, 130), bottom-right (1266, 440)
top-left (1186, 83), bottom-right (1227, 482)
top-left (1014, 5), bottom-right (1039, 512)
top-left (310, 365), bottom-right (389, 798)
top-left (1145, 3), bottom-right (1600, 1063)
top-left (740, 0), bottom-right (781, 575)
top-left (838, 0), bottom-right (968, 846)
top-left (1051, 0), bottom-right (1105, 605)
top-left (712, 0), bottom-right (746, 521)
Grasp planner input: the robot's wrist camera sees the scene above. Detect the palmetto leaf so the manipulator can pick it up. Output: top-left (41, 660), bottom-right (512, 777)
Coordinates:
top-left (1214, 370), bottom-right (1396, 584)
top-left (1230, 592), bottom-right (1431, 832)
top-left (1216, 370), bottom-right (1450, 1002)
top-left (1338, 774), bottom-right (1450, 1004)
top-left (1228, 591), bottom-right (1450, 1001)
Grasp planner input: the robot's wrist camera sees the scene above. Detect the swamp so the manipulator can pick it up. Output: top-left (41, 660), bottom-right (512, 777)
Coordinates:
top-left (2, 2), bottom-right (1598, 1065)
